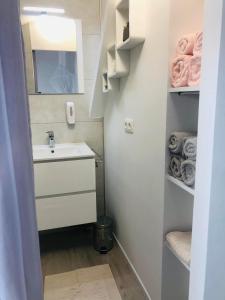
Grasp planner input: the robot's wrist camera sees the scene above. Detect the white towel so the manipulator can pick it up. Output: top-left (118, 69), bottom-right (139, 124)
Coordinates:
top-left (166, 231), bottom-right (192, 267)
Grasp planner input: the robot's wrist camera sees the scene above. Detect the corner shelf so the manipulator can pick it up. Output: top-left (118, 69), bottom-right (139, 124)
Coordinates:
top-left (107, 44), bottom-right (129, 79)
top-left (108, 44), bottom-right (116, 52)
top-left (165, 241), bottom-right (190, 271)
top-left (116, 0), bottom-right (145, 51)
top-left (169, 86), bottom-right (200, 95)
top-left (108, 71), bottom-right (127, 79)
top-left (116, 0), bottom-right (129, 10)
top-left (107, 44), bottom-right (116, 78)
top-left (166, 175), bottom-right (195, 196)
top-left (117, 37), bottom-right (145, 50)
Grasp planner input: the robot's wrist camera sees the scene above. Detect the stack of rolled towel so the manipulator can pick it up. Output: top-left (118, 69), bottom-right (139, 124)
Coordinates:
top-left (171, 32), bottom-right (203, 88)
top-left (168, 131), bottom-right (197, 187)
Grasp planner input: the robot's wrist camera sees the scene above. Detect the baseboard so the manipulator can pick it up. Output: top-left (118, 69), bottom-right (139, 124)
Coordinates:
top-left (113, 233), bottom-right (152, 300)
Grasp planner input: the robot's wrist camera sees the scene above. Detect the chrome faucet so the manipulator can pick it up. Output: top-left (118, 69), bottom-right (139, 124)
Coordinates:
top-left (46, 131), bottom-right (55, 148)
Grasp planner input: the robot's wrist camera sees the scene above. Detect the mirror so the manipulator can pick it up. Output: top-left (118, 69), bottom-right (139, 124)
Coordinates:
top-left (21, 15), bottom-right (84, 94)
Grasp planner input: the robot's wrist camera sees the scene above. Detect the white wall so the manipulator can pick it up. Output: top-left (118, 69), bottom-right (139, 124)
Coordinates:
top-left (104, 0), bottom-right (169, 299)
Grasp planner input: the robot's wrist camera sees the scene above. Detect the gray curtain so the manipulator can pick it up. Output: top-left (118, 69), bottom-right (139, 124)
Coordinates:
top-left (0, 0), bottom-right (43, 299)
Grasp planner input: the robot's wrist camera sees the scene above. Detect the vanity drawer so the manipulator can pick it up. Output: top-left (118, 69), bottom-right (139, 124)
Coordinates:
top-left (36, 192), bottom-right (97, 231)
top-left (34, 159), bottom-right (95, 197)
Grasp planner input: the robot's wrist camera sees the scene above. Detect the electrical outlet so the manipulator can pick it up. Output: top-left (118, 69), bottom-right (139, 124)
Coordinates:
top-left (125, 118), bottom-right (134, 134)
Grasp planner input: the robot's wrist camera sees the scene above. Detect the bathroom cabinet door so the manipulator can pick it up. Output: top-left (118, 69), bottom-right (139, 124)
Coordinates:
top-left (36, 192), bottom-right (96, 230)
top-left (34, 158), bottom-right (96, 197)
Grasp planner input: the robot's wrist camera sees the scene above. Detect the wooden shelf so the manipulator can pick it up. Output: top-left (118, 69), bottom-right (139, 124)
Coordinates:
top-left (165, 241), bottom-right (190, 271)
top-left (166, 175), bottom-right (195, 196)
top-left (169, 86), bottom-right (200, 95)
top-left (117, 37), bottom-right (145, 50)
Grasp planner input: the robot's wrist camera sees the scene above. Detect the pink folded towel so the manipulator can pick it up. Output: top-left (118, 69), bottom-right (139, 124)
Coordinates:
top-left (193, 32), bottom-right (203, 55)
top-left (176, 34), bottom-right (195, 55)
top-left (171, 55), bottom-right (192, 88)
top-left (188, 55), bottom-right (201, 87)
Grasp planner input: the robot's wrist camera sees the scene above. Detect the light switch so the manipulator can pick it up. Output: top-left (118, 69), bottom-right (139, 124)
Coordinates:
top-left (125, 118), bottom-right (134, 134)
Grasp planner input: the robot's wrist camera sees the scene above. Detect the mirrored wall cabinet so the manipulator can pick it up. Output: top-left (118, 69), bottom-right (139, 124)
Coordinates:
top-left (22, 16), bottom-right (84, 95)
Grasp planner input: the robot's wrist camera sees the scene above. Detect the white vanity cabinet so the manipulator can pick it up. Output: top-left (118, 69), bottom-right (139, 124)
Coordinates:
top-left (33, 143), bottom-right (97, 231)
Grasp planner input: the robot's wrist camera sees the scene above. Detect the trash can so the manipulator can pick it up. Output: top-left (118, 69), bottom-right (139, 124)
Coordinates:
top-left (94, 216), bottom-right (113, 254)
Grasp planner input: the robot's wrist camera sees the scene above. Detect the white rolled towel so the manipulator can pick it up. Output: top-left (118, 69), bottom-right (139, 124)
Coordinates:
top-left (166, 231), bottom-right (192, 267)
top-left (183, 137), bottom-right (197, 160)
top-left (181, 160), bottom-right (196, 186)
top-left (168, 131), bottom-right (194, 154)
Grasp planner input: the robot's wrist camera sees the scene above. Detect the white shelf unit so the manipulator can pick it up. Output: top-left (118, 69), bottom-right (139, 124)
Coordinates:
top-left (116, 0), bottom-right (128, 10)
top-left (165, 241), bottom-right (190, 271)
top-left (117, 36), bottom-right (145, 51)
top-left (102, 72), bottom-right (111, 93)
top-left (116, 0), bottom-right (145, 50)
top-left (107, 44), bottom-right (129, 79)
top-left (169, 86), bottom-right (200, 94)
top-left (166, 175), bottom-right (195, 196)
top-left (162, 1), bottom-right (204, 299)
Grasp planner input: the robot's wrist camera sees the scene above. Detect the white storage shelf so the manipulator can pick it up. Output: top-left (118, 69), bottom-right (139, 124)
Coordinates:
top-left (169, 86), bottom-right (200, 94)
top-left (117, 37), bottom-right (145, 50)
top-left (108, 70), bottom-right (128, 79)
top-left (107, 44), bottom-right (129, 78)
top-left (162, 0), bottom-right (204, 299)
top-left (107, 45), bottom-right (116, 78)
top-left (116, 0), bottom-right (145, 50)
top-left (166, 175), bottom-right (195, 196)
top-left (116, 0), bottom-right (129, 10)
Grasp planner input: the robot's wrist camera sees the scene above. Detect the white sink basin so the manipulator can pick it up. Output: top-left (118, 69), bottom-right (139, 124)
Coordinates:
top-left (33, 143), bottom-right (95, 162)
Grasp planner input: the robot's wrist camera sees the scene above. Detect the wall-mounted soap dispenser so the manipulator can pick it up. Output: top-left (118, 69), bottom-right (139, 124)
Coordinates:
top-left (66, 101), bottom-right (75, 125)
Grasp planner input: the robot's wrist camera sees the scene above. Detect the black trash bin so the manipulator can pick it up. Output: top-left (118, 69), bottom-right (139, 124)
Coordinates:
top-left (94, 216), bottom-right (113, 254)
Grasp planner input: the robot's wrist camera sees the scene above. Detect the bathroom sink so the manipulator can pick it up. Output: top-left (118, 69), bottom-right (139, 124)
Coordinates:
top-left (33, 143), bottom-right (95, 162)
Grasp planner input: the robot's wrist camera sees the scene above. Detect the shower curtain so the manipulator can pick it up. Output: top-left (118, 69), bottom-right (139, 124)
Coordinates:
top-left (0, 0), bottom-right (43, 299)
